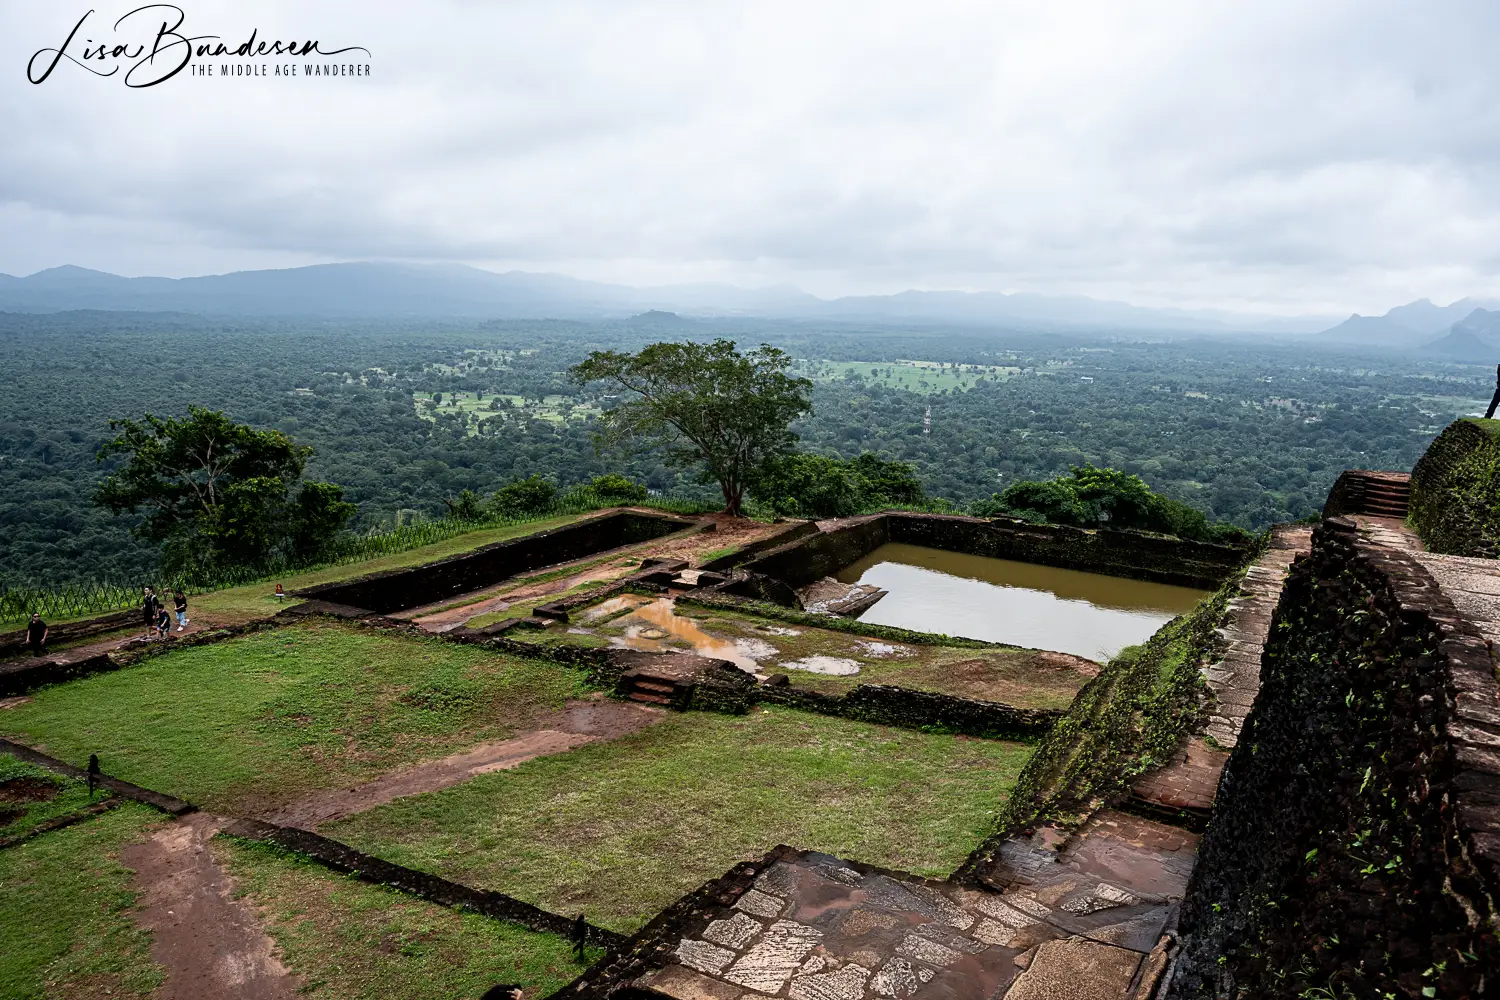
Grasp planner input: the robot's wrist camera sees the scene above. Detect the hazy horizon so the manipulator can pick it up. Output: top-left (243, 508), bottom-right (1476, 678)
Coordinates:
top-left (6, 1), bottom-right (1500, 318)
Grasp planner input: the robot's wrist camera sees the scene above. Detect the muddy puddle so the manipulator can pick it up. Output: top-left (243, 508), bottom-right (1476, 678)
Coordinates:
top-left (604, 596), bottom-right (775, 672)
top-left (835, 543), bottom-right (1209, 660)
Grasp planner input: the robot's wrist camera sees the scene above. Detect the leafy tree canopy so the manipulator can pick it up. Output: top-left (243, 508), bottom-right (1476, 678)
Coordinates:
top-left (974, 464), bottom-right (1249, 543)
top-left (750, 452), bottom-right (925, 518)
top-left (94, 406), bottom-right (355, 573)
top-left (570, 340), bottom-right (812, 516)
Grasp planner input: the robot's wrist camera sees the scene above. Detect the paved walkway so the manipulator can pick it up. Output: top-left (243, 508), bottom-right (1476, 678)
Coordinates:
top-left (1201, 524), bottom-right (1312, 752)
top-left (643, 838), bottom-right (1178, 1000)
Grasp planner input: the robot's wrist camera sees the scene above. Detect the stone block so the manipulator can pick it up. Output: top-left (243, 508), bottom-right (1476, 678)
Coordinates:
top-left (703, 912), bottom-right (766, 950)
top-left (1003, 937), bottom-right (1142, 1000)
top-left (678, 939), bottom-right (737, 975)
top-left (787, 963), bottom-right (872, 1000)
top-left (723, 921), bottom-right (823, 994)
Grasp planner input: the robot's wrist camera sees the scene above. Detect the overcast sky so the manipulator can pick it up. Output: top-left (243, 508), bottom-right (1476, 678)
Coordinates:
top-left (3, 0), bottom-right (1498, 316)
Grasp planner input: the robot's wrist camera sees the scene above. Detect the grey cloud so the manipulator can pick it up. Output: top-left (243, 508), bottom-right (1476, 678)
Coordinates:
top-left (2, 0), bottom-right (1500, 314)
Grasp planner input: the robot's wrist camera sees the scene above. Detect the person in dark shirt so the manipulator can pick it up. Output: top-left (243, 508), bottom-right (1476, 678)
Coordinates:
top-left (142, 588), bottom-right (160, 639)
top-left (26, 613), bottom-right (48, 656)
top-left (155, 606), bottom-right (171, 639)
top-left (172, 589), bottom-right (189, 631)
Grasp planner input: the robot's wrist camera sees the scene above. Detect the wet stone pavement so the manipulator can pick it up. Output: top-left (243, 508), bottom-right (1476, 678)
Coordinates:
top-left (638, 839), bottom-right (1183, 1000)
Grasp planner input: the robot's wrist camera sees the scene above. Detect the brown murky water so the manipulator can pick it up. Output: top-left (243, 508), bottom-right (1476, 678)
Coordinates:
top-left (606, 596), bottom-right (776, 672)
top-left (835, 543), bottom-right (1210, 660)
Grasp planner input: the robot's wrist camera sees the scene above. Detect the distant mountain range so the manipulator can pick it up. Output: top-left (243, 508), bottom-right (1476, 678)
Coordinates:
top-left (1318, 297), bottom-right (1500, 355)
top-left (0, 262), bottom-right (1340, 333)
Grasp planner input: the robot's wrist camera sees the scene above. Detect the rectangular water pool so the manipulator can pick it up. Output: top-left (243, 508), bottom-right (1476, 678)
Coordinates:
top-left (835, 542), bottom-right (1210, 660)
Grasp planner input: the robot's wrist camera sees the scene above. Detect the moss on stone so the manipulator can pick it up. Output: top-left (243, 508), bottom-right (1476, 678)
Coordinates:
top-left (1409, 417), bottom-right (1500, 556)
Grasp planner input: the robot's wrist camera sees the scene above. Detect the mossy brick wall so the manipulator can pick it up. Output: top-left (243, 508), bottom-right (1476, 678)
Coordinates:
top-left (955, 571), bottom-right (1241, 886)
top-left (741, 513), bottom-right (1250, 591)
top-left (1169, 518), bottom-right (1500, 1000)
top-left (743, 517), bottom-right (891, 586)
top-left (295, 511), bottom-right (693, 615)
top-left (755, 682), bottom-right (1060, 741)
top-left (1410, 418), bottom-right (1500, 557)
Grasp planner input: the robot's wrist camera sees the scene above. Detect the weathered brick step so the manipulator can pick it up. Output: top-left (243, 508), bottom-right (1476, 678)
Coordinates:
top-left (633, 680), bottom-right (676, 694)
top-left (627, 691), bottom-right (672, 705)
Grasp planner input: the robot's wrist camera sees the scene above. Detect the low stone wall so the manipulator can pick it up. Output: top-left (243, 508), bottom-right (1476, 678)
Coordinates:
top-left (738, 516), bottom-right (890, 587)
top-left (0, 737), bottom-right (197, 816)
top-left (1169, 518), bottom-right (1500, 999)
top-left (696, 520), bottom-right (819, 572)
top-left (756, 683), bottom-right (1059, 741)
top-left (224, 818), bottom-right (626, 950)
top-left (676, 593), bottom-right (1005, 649)
top-left (741, 512), bottom-right (1251, 591)
top-left (1409, 417), bottom-right (1500, 557)
top-left (295, 511), bottom-right (695, 615)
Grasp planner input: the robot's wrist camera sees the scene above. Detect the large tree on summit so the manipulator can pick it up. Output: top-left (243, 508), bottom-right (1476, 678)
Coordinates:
top-left (95, 406), bottom-right (356, 573)
top-left (570, 340), bottom-right (813, 517)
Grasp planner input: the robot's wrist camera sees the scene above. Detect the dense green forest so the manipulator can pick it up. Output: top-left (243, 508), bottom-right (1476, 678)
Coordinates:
top-left (0, 310), bottom-right (1490, 586)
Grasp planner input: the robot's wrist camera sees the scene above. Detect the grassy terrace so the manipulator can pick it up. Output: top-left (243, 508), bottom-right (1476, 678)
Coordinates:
top-left (327, 707), bottom-right (1032, 932)
top-left (0, 753), bottom-right (109, 835)
top-left (190, 513), bottom-right (590, 625)
top-left (215, 838), bottom-right (592, 1000)
top-left (0, 802), bottom-right (166, 999)
top-left (0, 621), bottom-right (596, 814)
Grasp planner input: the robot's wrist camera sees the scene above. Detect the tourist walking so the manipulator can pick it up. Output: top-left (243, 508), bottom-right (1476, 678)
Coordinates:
top-left (155, 604), bottom-right (171, 639)
top-left (26, 612), bottom-right (48, 657)
top-left (173, 588), bottom-right (189, 630)
top-left (142, 587), bottom-right (160, 639)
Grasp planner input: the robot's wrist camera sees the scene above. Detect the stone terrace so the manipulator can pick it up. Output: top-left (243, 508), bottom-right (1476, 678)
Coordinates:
top-left (569, 525), bottom-right (1319, 1000)
top-left (630, 843), bottom-right (1179, 1000)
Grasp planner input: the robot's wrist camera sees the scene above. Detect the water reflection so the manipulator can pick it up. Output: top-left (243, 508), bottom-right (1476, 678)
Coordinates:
top-left (834, 543), bottom-right (1209, 660)
top-left (610, 597), bottom-right (775, 673)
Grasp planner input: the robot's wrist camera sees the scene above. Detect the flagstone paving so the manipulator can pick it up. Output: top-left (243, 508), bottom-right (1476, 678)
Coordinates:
top-left (631, 843), bottom-right (1178, 1000)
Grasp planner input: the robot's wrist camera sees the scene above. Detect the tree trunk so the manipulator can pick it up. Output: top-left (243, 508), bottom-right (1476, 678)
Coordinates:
top-left (721, 479), bottom-right (742, 518)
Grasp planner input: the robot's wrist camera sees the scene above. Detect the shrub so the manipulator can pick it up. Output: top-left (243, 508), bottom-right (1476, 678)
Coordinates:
top-left (971, 464), bottom-right (1247, 543)
top-left (444, 489), bottom-right (485, 522)
top-left (749, 451), bottom-right (925, 518)
top-left (489, 474), bottom-right (558, 517)
top-left (584, 474), bottom-right (648, 505)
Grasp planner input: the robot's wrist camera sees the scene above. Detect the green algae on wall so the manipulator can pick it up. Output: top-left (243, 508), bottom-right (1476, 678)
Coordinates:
top-left (1169, 518), bottom-right (1500, 1000)
top-left (1409, 417), bottom-right (1500, 557)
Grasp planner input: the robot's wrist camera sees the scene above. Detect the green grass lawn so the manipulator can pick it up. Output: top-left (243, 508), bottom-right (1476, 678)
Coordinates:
top-left (0, 754), bottom-right (113, 837)
top-left (215, 837), bottom-right (594, 1000)
top-left (0, 802), bottom-right (165, 1000)
top-left (0, 621), bottom-right (597, 814)
top-left (326, 707), bottom-right (1031, 932)
top-left (190, 513), bottom-right (589, 624)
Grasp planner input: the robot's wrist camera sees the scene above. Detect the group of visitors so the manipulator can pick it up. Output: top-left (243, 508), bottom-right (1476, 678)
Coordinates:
top-left (141, 587), bottom-right (189, 639)
top-left (22, 587), bottom-right (191, 660)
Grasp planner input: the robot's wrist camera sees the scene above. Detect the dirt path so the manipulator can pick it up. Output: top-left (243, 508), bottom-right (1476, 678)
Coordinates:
top-left (259, 698), bottom-right (663, 829)
top-left (122, 813), bottom-right (301, 1000)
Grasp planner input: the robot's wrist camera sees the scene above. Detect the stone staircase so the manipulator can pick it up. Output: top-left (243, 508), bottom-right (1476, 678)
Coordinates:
top-left (619, 670), bottom-right (680, 706)
top-left (612, 652), bottom-right (722, 709)
top-left (1324, 470), bottom-right (1410, 520)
